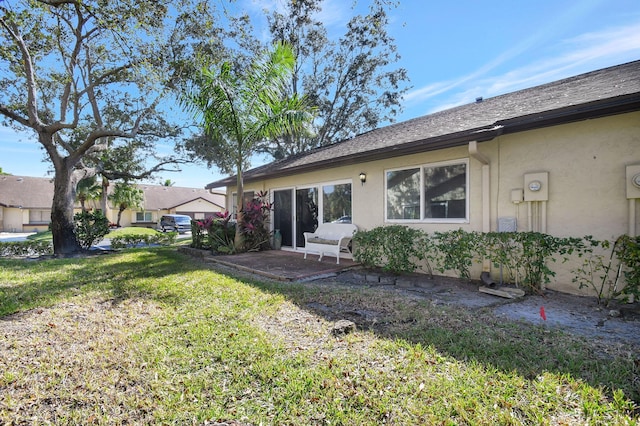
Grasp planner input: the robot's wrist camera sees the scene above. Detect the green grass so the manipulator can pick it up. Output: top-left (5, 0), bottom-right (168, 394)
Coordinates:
top-left (107, 226), bottom-right (162, 237)
top-left (27, 226), bottom-right (162, 243)
top-left (0, 248), bottom-right (638, 424)
top-left (26, 230), bottom-right (53, 241)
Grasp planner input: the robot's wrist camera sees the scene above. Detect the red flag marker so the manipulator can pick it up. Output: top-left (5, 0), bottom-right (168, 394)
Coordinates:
top-left (540, 306), bottom-right (547, 321)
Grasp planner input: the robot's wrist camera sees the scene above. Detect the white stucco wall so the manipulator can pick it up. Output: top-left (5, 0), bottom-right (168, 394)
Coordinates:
top-left (2, 208), bottom-right (24, 232)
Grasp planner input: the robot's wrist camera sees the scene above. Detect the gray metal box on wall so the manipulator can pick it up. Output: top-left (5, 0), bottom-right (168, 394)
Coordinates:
top-left (498, 217), bottom-right (517, 232)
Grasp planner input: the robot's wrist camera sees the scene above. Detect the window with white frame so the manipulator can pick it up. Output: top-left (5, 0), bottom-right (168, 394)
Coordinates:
top-left (136, 211), bottom-right (153, 222)
top-left (386, 159), bottom-right (468, 222)
top-left (231, 191), bottom-right (255, 217)
top-left (322, 183), bottom-right (352, 223)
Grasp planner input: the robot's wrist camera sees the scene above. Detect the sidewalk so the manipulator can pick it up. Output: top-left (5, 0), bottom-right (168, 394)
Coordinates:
top-left (0, 232), bottom-right (35, 242)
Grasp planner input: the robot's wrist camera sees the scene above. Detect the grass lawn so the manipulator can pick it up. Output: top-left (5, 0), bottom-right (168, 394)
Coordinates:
top-left (0, 248), bottom-right (638, 424)
top-left (27, 227), bottom-right (192, 244)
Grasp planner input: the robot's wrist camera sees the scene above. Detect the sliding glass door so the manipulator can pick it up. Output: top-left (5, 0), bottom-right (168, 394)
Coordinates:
top-left (273, 189), bottom-right (293, 247)
top-left (272, 181), bottom-right (351, 249)
top-left (295, 188), bottom-right (318, 248)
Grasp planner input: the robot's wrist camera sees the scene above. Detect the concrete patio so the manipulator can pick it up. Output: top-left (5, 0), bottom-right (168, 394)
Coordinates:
top-left (180, 247), bottom-right (359, 282)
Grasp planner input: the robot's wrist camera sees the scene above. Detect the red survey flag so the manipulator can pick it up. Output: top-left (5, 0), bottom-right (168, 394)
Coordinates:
top-left (540, 306), bottom-right (547, 321)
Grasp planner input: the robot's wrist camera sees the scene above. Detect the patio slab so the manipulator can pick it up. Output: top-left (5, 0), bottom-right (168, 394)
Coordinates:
top-left (198, 249), bottom-right (359, 281)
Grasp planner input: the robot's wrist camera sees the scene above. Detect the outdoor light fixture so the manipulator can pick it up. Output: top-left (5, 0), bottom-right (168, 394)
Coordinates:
top-left (359, 172), bottom-right (367, 185)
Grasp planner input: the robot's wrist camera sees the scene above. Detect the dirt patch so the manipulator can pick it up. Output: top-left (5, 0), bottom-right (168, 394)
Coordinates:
top-left (309, 270), bottom-right (640, 350)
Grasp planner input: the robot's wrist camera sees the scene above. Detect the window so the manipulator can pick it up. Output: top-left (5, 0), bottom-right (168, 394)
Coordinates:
top-left (386, 168), bottom-right (420, 220)
top-left (322, 183), bottom-right (352, 223)
top-left (29, 209), bottom-right (51, 224)
top-left (136, 211), bottom-right (153, 222)
top-left (386, 160), bottom-right (468, 222)
top-left (231, 191), bottom-right (255, 216)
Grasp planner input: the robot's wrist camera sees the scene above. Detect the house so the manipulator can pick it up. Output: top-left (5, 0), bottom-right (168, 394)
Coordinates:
top-left (0, 176), bottom-right (226, 232)
top-left (206, 60), bottom-right (640, 295)
top-left (118, 184), bottom-right (226, 228)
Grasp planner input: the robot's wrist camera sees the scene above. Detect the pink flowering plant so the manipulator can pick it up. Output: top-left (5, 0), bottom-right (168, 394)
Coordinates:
top-left (239, 191), bottom-right (273, 252)
top-left (190, 212), bottom-right (235, 253)
top-left (190, 191), bottom-right (273, 253)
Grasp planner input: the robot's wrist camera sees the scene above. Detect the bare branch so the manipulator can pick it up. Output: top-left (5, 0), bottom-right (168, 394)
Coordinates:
top-left (0, 104), bottom-right (30, 127)
top-left (100, 158), bottom-right (188, 181)
top-left (0, 15), bottom-right (43, 129)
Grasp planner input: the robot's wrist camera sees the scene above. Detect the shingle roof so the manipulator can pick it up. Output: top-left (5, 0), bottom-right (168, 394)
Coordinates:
top-left (0, 175), bottom-right (225, 210)
top-left (135, 184), bottom-right (225, 210)
top-left (206, 60), bottom-right (640, 189)
top-left (0, 175), bottom-right (55, 208)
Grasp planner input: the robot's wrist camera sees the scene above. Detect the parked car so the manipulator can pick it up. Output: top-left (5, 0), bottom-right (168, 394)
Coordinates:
top-left (332, 216), bottom-right (352, 223)
top-left (160, 214), bottom-right (192, 233)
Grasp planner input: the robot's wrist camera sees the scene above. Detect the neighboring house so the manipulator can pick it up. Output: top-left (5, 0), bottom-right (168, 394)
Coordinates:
top-left (206, 60), bottom-right (640, 295)
top-left (0, 176), bottom-right (226, 232)
top-left (0, 176), bottom-right (58, 233)
top-left (117, 184), bottom-right (226, 228)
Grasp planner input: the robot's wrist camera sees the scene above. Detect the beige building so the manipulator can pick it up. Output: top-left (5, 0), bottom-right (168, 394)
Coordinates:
top-left (0, 176), bottom-right (225, 232)
top-left (206, 60), bottom-right (640, 295)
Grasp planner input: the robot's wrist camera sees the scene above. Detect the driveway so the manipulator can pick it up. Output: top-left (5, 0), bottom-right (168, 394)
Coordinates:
top-left (0, 232), bottom-right (35, 242)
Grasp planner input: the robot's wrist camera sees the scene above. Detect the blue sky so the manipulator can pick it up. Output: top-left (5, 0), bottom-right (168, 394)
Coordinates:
top-left (1, 0), bottom-right (639, 188)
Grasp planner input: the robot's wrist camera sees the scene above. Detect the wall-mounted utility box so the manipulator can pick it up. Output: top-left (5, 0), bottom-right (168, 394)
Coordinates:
top-left (498, 217), bottom-right (517, 232)
top-left (510, 188), bottom-right (524, 204)
top-left (627, 164), bottom-right (640, 199)
top-left (524, 172), bottom-right (549, 201)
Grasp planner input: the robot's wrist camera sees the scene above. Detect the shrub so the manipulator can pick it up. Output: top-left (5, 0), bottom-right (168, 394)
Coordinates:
top-left (239, 190), bottom-right (273, 252)
top-left (616, 235), bottom-right (640, 300)
top-left (432, 229), bottom-right (482, 281)
top-left (110, 231), bottom-right (177, 249)
top-left (191, 218), bottom-right (210, 250)
top-left (572, 235), bottom-right (640, 305)
top-left (74, 210), bottom-right (110, 250)
top-left (0, 240), bottom-right (53, 257)
top-left (207, 212), bottom-right (236, 254)
top-left (353, 225), bottom-right (432, 275)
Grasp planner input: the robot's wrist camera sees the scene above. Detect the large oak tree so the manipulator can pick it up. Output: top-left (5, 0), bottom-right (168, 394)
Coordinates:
top-left (262, 0), bottom-right (409, 158)
top-left (0, 0), bottom-right (225, 254)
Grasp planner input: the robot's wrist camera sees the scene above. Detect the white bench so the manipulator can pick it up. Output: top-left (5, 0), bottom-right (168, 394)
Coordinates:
top-left (303, 223), bottom-right (358, 264)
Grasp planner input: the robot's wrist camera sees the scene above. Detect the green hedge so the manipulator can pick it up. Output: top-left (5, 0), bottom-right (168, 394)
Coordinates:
top-left (353, 226), bottom-right (639, 302)
top-left (110, 232), bottom-right (177, 249)
top-left (0, 240), bottom-right (53, 257)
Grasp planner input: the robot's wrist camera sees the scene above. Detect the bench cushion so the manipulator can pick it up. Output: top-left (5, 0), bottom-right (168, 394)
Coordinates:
top-left (307, 237), bottom-right (339, 245)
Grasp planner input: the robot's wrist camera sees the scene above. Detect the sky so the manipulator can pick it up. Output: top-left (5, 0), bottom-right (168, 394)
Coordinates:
top-left (1, 0), bottom-right (639, 188)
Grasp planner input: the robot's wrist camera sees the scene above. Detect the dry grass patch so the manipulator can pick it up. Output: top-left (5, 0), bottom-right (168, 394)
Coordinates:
top-left (1, 296), bottom-right (162, 424)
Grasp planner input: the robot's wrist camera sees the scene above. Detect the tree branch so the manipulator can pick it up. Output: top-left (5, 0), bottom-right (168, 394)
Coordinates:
top-left (100, 158), bottom-right (188, 181)
top-left (0, 15), bottom-right (43, 130)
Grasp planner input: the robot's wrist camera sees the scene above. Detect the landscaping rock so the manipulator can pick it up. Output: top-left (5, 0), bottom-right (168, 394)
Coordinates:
top-left (365, 274), bottom-right (380, 283)
top-left (379, 275), bottom-right (397, 285)
top-left (331, 319), bottom-right (356, 336)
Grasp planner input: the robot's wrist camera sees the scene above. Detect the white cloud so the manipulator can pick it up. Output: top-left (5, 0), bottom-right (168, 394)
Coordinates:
top-left (408, 20), bottom-right (640, 114)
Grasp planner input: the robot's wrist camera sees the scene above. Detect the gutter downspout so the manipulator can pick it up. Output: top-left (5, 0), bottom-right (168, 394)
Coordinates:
top-left (468, 141), bottom-right (495, 286)
top-left (630, 200), bottom-right (636, 237)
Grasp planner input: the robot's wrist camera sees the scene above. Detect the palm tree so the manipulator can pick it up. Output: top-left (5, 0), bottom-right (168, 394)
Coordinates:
top-left (108, 182), bottom-right (144, 227)
top-left (161, 179), bottom-right (175, 187)
top-left (183, 41), bottom-right (314, 250)
top-left (76, 176), bottom-right (102, 212)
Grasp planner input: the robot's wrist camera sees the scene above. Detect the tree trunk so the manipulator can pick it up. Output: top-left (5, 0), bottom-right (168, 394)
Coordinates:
top-left (234, 165), bottom-right (244, 251)
top-left (51, 167), bottom-right (82, 255)
top-left (117, 207), bottom-right (124, 227)
top-left (101, 177), bottom-right (109, 217)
